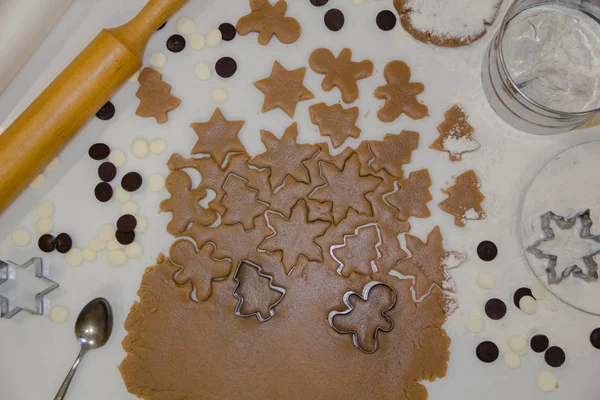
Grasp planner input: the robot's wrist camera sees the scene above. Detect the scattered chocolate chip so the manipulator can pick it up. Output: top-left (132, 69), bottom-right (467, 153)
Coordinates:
top-left (485, 298), bottom-right (507, 320)
top-left (476, 341), bottom-right (499, 363)
top-left (158, 21), bottom-right (167, 31)
top-left (116, 230), bottom-right (136, 245)
top-left (95, 182), bottom-right (113, 202)
top-left (38, 234), bottom-right (56, 253)
top-left (514, 287), bottom-right (534, 308)
top-left (96, 101), bottom-right (115, 121)
top-left (122, 172), bottom-right (143, 192)
top-left (477, 240), bottom-right (498, 262)
top-left (310, 0), bottom-right (328, 6)
top-left (531, 335), bottom-right (550, 353)
top-left (55, 233), bottom-right (73, 254)
top-left (215, 57), bottom-right (237, 78)
top-left (98, 162), bottom-right (117, 182)
top-left (324, 8), bottom-right (344, 31)
top-left (545, 346), bottom-right (566, 367)
top-left (117, 214), bottom-right (137, 233)
top-left (218, 22), bottom-right (236, 41)
top-left (376, 10), bottom-right (397, 31)
top-left (88, 143), bottom-right (110, 160)
top-left (590, 328), bottom-right (600, 349)
top-left (166, 34), bottom-right (186, 53)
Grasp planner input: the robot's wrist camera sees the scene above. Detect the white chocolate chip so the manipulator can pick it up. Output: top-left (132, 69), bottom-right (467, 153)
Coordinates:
top-left (465, 314), bottom-right (484, 333)
top-left (132, 139), bottom-right (150, 159)
top-left (107, 238), bottom-right (123, 251)
top-left (194, 63), bottom-right (211, 80)
top-left (508, 335), bottom-right (527, 353)
top-left (210, 87), bottom-right (228, 104)
top-left (109, 149), bottom-right (126, 167)
top-left (49, 305), bottom-right (69, 323)
top-left (531, 279), bottom-right (547, 301)
top-left (504, 352), bottom-right (521, 369)
top-left (537, 371), bottom-right (557, 392)
top-left (108, 249), bottom-right (127, 267)
top-left (519, 296), bottom-right (538, 315)
top-left (134, 215), bottom-right (148, 234)
top-left (89, 237), bottom-right (106, 252)
top-left (205, 29), bottom-right (222, 47)
top-left (543, 298), bottom-right (558, 312)
top-left (148, 174), bottom-right (166, 192)
top-left (190, 32), bottom-right (206, 49)
top-left (477, 272), bottom-right (496, 290)
top-left (11, 229), bottom-right (31, 247)
top-left (97, 224), bottom-right (115, 242)
top-left (121, 200), bottom-right (139, 215)
top-left (149, 139), bottom-right (167, 155)
top-left (36, 201), bottom-right (54, 218)
top-left (176, 16), bottom-right (196, 36)
top-left (35, 218), bottom-right (53, 234)
top-left (82, 247), bottom-right (97, 262)
top-left (149, 52), bottom-right (167, 68)
top-left (125, 242), bottom-right (144, 259)
top-left (45, 157), bottom-right (61, 174)
top-left (65, 248), bottom-right (83, 267)
top-left (29, 174), bottom-right (46, 189)
top-left (114, 187), bottom-right (131, 202)
top-left (514, 346), bottom-right (528, 356)
top-left (129, 69), bottom-right (141, 83)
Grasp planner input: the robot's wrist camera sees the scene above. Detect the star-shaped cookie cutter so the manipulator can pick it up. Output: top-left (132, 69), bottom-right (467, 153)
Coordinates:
top-left (328, 281), bottom-right (397, 354)
top-left (526, 209), bottom-right (600, 284)
top-left (0, 257), bottom-right (59, 319)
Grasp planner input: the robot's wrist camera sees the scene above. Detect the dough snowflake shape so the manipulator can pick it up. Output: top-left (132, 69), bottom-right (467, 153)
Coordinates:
top-left (236, 0), bottom-right (301, 45)
top-left (191, 108), bottom-right (246, 166)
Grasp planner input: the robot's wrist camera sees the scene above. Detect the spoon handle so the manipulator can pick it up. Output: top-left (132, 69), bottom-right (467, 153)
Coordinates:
top-left (54, 347), bottom-right (88, 400)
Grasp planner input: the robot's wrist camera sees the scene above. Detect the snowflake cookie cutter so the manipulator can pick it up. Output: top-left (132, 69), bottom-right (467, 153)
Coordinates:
top-left (328, 281), bottom-right (397, 354)
top-left (232, 260), bottom-right (286, 323)
top-left (527, 209), bottom-right (600, 284)
top-left (0, 257), bottom-right (59, 319)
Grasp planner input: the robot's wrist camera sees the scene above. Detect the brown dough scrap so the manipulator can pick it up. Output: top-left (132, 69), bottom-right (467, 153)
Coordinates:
top-left (233, 261), bottom-right (285, 321)
top-left (386, 169), bottom-right (433, 221)
top-left (249, 122), bottom-right (318, 190)
top-left (120, 261), bottom-right (451, 400)
top-left (191, 108), bottom-right (246, 166)
top-left (369, 131), bottom-right (420, 178)
top-left (309, 102), bottom-right (361, 148)
top-left (135, 67), bottom-right (181, 124)
top-left (254, 61), bottom-right (315, 118)
top-left (394, 226), bottom-right (455, 298)
top-left (374, 60), bottom-right (429, 122)
top-left (309, 48), bottom-right (374, 103)
top-left (306, 198), bottom-right (333, 223)
top-left (439, 169), bottom-right (486, 227)
top-left (170, 240), bottom-right (232, 301)
top-left (221, 175), bottom-right (269, 230)
top-left (332, 224), bottom-right (380, 278)
top-left (431, 104), bottom-right (479, 161)
top-left (260, 199), bottom-right (331, 273)
top-left (236, 0), bottom-right (301, 45)
top-left (160, 170), bottom-right (218, 236)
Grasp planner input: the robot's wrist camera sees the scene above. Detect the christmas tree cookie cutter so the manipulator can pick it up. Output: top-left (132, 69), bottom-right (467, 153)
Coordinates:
top-left (0, 257), bottom-right (59, 319)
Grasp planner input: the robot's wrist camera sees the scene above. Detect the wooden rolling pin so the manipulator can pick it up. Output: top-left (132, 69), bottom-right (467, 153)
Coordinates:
top-left (0, 0), bottom-right (188, 214)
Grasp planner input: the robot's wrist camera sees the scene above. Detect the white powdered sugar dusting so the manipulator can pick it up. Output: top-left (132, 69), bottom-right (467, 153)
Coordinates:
top-left (443, 136), bottom-right (480, 157)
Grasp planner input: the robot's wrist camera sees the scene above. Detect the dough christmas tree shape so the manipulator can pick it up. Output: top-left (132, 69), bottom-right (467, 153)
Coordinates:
top-left (135, 67), bottom-right (181, 124)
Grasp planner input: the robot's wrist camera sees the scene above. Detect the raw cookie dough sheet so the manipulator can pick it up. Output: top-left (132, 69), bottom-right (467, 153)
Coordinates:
top-left (0, 0), bottom-right (599, 399)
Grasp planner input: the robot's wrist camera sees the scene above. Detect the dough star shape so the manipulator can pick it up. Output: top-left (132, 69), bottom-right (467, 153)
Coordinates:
top-left (370, 131), bottom-right (420, 178)
top-left (439, 169), bottom-right (486, 227)
top-left (309, 102), bottom-right (361, 148)
top-left (190, 108), bottom-right (246, 166)
top-left (309, 48), bottom-right (374, 104)
top-left (374, 60), bottom-right (428, 122)
top-left (431, 104), bottom-right (479, 161)
top-left (260, 199), bottom-right (330, 273)
top-left (236, 0), bottom-right (301, 45)
top-left (249, 122), bottom-right (318, 190)
top-left (254, 61), bottom-right (315, 118)
top-left (135, 67), bottom-right (181, 124)
top-left (386, 169), bottom-right (433, 221)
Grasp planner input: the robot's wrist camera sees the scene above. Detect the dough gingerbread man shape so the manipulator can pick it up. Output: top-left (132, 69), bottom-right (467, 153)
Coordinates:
top-left (309, 48), bottom-right (374, 103)
top-left (170, 240), bottom-right (232, 301)
top-left (374, 60), bottom-right (428, 122)
top-left (135, 67), bottom-right (181, 124)
top-left (236, 0), bottom-right (301, 45)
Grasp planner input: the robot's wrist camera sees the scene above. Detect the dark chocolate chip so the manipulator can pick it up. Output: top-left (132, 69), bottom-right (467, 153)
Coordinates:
top-left (38, 234), bottom-right (56, 253)
top-left (215, 57), bottom-right (237, 78)
top-left (544, 346), bottom-right (566, 367)
top-left (95, 182), bottom-right (113, 202)
top-left (477, 240), bottom-right (498, 262)
top-left (167, 34), bottom-right (186, 53)
top-left (98, 162), bottom-right (117, 182)
top-left (121, 172), bottom-right (143, 192)
top-left (117, 214), bottom-right (137, 233)
top-left (376, 10), bottom-right (397, 31)
top-left (157, 21), bottom-right (167, 31)
top-left (514, 287), bottom-right (534, 308)
top-left (310, 0), bottom-right (328, 6)
top-left (116, 230), bottom-right (136, 245)
top-left (485, 298), bottom-right (507, 320)
top-left (96, 101), bottom-right (115, 121)
top-left (531, 335), bottom-right (550, 353)
top-left (88, 143), bottom-right (110, 160)
top-left (324, 8), bottom-right (344, 31)
top-left (218, 23), bottom-right (236, 41)
top-left (476, 341), bottom-right (499, 363)
top-left (590, 328), bottom-right (600, 349)
top-left (55, 233), bottom-right (73, 254)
